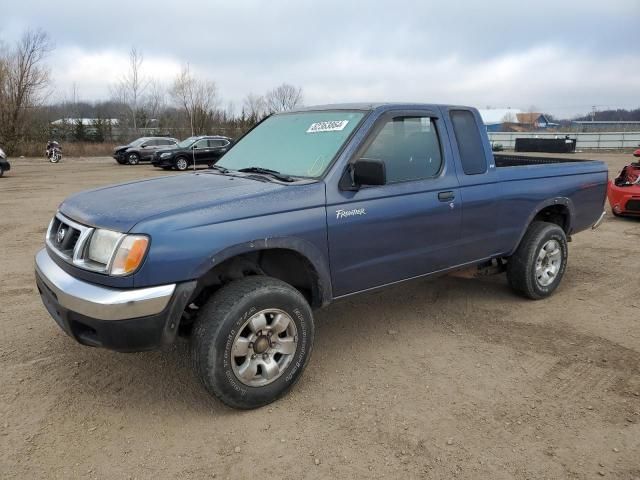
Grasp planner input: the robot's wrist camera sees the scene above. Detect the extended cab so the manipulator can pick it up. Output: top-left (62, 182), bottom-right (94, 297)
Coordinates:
top-left (35, 103), bottom-right (608, 409)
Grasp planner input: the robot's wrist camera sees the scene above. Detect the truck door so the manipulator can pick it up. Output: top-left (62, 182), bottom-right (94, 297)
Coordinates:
top-left (443, 108), bottom-right (501, 264)
top-left (326, 112), bottom-right (462, 297)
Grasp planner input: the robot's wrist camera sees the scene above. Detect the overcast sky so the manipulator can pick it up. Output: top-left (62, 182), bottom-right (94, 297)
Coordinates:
top-left (2, 0), bottom-right (639, 117)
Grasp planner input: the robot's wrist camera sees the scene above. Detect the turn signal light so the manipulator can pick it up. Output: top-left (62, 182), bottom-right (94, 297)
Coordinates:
top-left (110, 235), bottom-right (149, 276)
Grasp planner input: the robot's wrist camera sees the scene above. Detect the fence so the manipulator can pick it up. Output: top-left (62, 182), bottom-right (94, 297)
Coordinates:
top-left (488, 131), bottom-right (640, 150)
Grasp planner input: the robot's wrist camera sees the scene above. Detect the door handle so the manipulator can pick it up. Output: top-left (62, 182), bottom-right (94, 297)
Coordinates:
top-left (438, 191), bottom-right (455, 202)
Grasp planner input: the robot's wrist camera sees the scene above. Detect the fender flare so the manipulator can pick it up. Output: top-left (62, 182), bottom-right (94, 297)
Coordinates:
top-left (509, 196), bottom-right (575, 256)
top-left (194, 236), bottom-right (333, 307)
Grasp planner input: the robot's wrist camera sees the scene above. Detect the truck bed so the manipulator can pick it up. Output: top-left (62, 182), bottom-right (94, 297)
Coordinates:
top-left (494, 153), bottom-right (588, 167)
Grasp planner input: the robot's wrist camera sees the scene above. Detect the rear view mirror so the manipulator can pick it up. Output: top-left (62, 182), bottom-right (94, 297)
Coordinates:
top-left (352, 159), bottom-right (386, 186)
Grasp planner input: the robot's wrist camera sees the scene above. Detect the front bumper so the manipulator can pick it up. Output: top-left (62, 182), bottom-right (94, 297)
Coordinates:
top-left (35, 248), bottom-right (196, 352)
top-left (152, 156), bottom-right (174, 167)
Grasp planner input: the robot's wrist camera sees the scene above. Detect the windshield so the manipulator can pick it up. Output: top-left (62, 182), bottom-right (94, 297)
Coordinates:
top-left (217, 111), bottom-right (365, 178)
top-left (128, 138), bottom-right (148, 147)
top-left (178, 137), bottom-right (199, 148)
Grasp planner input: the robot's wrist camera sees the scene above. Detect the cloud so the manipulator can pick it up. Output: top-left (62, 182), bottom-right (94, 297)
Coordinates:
top-left (51, 48), bottom-right (182, 102)
top-left (3, 0), bottom-right (640, 117)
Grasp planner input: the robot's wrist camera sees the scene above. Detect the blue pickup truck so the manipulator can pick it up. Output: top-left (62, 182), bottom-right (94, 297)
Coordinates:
top-left (35, 103), bottom-right (607, 408)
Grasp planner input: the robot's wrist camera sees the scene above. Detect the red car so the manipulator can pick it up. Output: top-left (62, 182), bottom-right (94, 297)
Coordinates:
top-left (607, 149), bottom-right (640, 217)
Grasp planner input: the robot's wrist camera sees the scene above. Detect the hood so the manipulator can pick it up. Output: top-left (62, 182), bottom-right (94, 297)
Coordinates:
top-left (114, 145), bottom-right (130, 153)
top-left (59, 172), bottom-right (321, 232)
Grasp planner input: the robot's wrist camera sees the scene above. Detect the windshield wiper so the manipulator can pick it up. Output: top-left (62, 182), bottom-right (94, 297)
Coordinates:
top-left (209, 164), bottom-right (231, 174)
top-left (237, 167), bottom-right (294, 182)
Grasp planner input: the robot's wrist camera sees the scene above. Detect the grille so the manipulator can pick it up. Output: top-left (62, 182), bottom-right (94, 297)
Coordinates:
top-left (46, 214), bottom-right (93, 262)
top-left (626, 199), bottom-right (640, 212)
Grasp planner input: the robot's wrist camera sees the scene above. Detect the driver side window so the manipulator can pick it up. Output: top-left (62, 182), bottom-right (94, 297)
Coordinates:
top-left (194, 140), bottom-right (208, 149)
top-left (361, 116), bottom-right (442, 183)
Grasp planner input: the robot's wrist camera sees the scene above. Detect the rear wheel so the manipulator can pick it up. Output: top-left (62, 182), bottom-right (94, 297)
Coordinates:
top-left (176, 157), bottom-right (189, 171)
top-left (191, 276), bottom-right (315, 409)
top-left (0, 166), bottom-right (4, 177)
top-left (507, 221), bottom-right (568, 300)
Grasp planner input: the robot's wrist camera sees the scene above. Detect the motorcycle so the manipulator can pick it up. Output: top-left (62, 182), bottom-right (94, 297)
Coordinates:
top-left (46, 142), bottom-right (62, 163)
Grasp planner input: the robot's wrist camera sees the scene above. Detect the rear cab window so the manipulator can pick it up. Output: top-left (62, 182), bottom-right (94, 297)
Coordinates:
top-left (449, 110), bottom-right (487, 175)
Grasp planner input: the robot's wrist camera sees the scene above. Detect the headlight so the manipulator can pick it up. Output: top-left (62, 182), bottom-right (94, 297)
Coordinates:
top-left (88, 229), bottom-right (122, 264)
top-left (0, 147), bottom-right (5, 158)
top-left (160, 152), bottom-right (172, 158)
top-left (86, 229), bottom-right (149, 276)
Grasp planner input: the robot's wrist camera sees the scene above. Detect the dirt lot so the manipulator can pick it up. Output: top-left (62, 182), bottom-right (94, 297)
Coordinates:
top-left (1, 154), bottom-right (639, 480)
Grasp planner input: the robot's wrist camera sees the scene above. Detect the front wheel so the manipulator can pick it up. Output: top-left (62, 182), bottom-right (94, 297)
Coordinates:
top-left (49, 154), bottom-right (60, 164)
top-left (127, 153), bottom-right (140, 165)
top-left (192, 276), bottom-right (315, 409)
top-left (507, 221), bottom-right (568, 300)
top-left (175, 157), bottom-right (189, 171)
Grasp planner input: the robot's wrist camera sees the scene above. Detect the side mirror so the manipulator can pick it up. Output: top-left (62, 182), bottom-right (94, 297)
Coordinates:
top-left (352, 159), bottom-right (386, 187)
top-left (141, 144), bottom-right (147, 148)
top-left (633, 149), bottom-right (640, 158)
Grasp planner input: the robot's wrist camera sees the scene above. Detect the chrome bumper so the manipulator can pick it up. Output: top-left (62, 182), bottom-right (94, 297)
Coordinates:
top-left (35, 249), bottom-right (176, 321)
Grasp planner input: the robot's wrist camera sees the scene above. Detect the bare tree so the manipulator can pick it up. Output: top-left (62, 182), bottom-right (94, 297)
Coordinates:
top-left (170, 65), bottom-right (219, 136)
top-left (501, 112), bottom-right (516, 123)
top-left (143, 79), bottom-right (166, 128)
top-left (265, 83), bottom-right (303, 113)
top-left (112, 47), bottom-right (148, 132)
top-left (0, 29), bottom-right (53, 152)
top-left (242, 93), bottom-right (268, 122)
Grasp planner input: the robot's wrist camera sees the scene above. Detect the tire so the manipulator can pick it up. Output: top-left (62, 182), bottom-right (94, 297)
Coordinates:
top-left (192, 276), bottom-right (315, 409)
top-left (127, 153), bottom-right (140, 165)
top-left (175, 157), bottom-right (189, 171)
top-left (507, 221), bottom-right (568, 300)
top-left (0, 167), bottom-right (3, 177)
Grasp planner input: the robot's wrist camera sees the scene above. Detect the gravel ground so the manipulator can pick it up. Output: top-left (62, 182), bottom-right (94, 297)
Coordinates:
top-left (0, 154), bottom-right (639, 480)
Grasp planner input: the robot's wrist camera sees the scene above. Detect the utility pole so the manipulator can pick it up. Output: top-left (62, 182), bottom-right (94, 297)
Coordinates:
top-left (591, 105), bottom-right (596, 122)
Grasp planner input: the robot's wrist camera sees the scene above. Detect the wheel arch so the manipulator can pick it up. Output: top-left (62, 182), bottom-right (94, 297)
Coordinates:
top-left (192, 238), bottom-right (332, 309)
top-left (509, 197), bottom-right (574, 256)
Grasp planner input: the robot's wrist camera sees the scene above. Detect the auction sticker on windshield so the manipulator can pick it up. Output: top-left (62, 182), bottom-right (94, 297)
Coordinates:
top-left (306, 120), bottom-right (349, 133)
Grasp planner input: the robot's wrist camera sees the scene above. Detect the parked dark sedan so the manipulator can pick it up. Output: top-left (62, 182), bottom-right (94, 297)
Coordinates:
top-left (152, 136), bottom-right (232, 171)
top-left (0, 147), bottom-right (10, 177)
top-left (113, 137), bottom-right (178, 165)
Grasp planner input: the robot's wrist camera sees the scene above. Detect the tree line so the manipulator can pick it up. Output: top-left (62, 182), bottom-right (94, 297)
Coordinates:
top-left (0, 29), bottom-right (304, 154)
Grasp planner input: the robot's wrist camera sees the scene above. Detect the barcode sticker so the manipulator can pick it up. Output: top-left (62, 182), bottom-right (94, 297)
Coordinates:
top-left (307, 120), bottom-right (349, 133)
